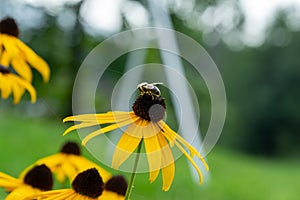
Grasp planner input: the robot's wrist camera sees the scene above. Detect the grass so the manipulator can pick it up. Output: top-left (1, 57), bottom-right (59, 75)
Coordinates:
top-left (0, 113), bottom-right (300, 200)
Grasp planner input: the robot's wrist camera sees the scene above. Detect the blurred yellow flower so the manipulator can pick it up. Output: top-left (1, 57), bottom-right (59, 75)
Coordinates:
top-left (0, 64), bottom-right (36, 104)
top-left (0, 17), bottom-right (50, 82)
top-left (63, 82), bottom-right (209, 191)
top-left (100, 175), bottom-right (127, 200)
top-left (20, 141), bottom-right (111, 183)
top-left (24, 168), bottom-right (123, 200)
top-left (0, 164), bottom-right (53, 200)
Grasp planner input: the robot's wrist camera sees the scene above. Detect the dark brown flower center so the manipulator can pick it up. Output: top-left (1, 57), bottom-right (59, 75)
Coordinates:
top-left (0, 17), bottom-right (19, 37)
top-left (132, 94), bottom-right (166, 122)
top-left (60, 141), bottom-right (81, 155)
top-left (23, 164), bottom-right (53, 191)
top-left (105, 176), bottom-right (127, 196)
top-left (72, 168), bottom-right (104, 198)
top-left (0, 65), bottom-right (10, 74)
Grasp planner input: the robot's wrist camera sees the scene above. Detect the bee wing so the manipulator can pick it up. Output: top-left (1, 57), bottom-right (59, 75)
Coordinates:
top-left (152, 82), bottom-right (163, 85)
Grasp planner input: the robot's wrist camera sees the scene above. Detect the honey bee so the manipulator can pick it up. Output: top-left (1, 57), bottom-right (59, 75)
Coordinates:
top-left (137, 82), bottom-right (163, 97)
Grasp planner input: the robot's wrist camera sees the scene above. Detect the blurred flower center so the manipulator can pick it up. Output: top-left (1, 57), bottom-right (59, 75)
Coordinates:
top-left (132, 94), bottom-right (166, 122)
top-left (72, 168), bottom-right (104, 198)
top-left (0, 17), bottom-right (19, 37)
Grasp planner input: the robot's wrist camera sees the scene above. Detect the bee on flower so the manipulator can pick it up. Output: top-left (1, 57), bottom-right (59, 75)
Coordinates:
top-left (63, 82), bottom-right (209, 191)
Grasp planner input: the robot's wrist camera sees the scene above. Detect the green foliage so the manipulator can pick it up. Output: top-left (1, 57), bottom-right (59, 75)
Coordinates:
top-left (0, 114), bottom-right (300, 200)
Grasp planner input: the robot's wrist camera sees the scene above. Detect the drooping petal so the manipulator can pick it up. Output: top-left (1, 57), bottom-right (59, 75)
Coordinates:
top-left (63, 122), bottom-right (100, 136)
top-left (144, 134), bottom-right (162, 182)
top-left (11, 56), bottom-right (33, 82)
top-left (176, 139), bottom-right (203, 184)
top-left (0, 49), bottom-right (11, 66)
top-left (10, 74), bottom-right (36, 103)
top-left (160, 121), bottom-right (209, 171)
top-left (0, 50), bottom-right (11, 66)
top-left (11, 82), bottom-right (25, 104)
top-left (2, 35), bottom-right (18, 59)
top-left (0, 74), bottom-right (12, 99)
top-left (15, 39), bottom-right (50, 82)
top-left (157, 133), bottom-right (175, 191)
top-left (81, 116), bottom-right (139, 146)
top-left (159, 121), bottom-right (207, 184)
top-left (112, 123), bottom-right (143, 169)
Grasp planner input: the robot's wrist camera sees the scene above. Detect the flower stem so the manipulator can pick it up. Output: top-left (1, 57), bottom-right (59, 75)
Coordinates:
top-left (124, 140), bottom-right (143, 200)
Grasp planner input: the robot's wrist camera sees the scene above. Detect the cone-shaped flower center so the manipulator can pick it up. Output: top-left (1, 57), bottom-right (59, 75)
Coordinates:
top-left (132, 94), bottom-right (166, 122)
top-left (60, 141), bottom-right (81, 155)
top-left (0, 17), bottom-right (19, 37)
top-left (24, 164), bottom-right (53, 191)
top-left (0, 65), bottom-right (10, 74)
top-left (105, 176), bottom-right (127, 196)
top-left (72, 168), bottom-right (104, 198)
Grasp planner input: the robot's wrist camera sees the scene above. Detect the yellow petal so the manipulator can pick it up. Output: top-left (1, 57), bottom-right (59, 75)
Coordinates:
top-left (5, 185), bottom-right (39, 200)
top-left (24, 189), bottom-right (74, 200)
top-left (82, 117), bottom-right (138, 146)
top-left (11, 82), bottom-right (25, 104)
top-left (15, 39), bottom-right (50, 82)
top-left (99, 190), bottom-right (124, 200)
top-left (112, 123), bottom-right (143, 169)
top-left (0, 49), bottom-right (11, 66)
top-left (0, 74), bottom-right (12, 99)
top-left (11, 56), bottom-right (33, 82)
top-left (64, 192), bottom-right (80, 200)
top-left (63, 111), bottom-right (134, 123)
top-left (0, 172), bottom-right (21, 191)
top-left (24, 189), bottom-right (70, 199)
top-left (69, 155), bottom-right (111, 182)
top-left (142, 121), bottom-right (160, 138)
top-left (63, 122), bottom-right (99, 136)
top-left (159, 122), bottom-right (206, 184)
top-left (161, 121), bottom-right (209, 171)
top-left (2, 35), bottom-right (18, 59)
top-left (35, 154), bottom-right (65, 169)
top-left (0, 172), bottom-right (17, 181)
top-left (61, 160), bottom-right (77, 182)
top-left (176, 140), bottom-right (203, 184)
top-left (144, 135), bottom-right (162, 182)
top-left (10, 74), bottom-right (36, 103)
top-left (30, 56), bottom-right (50, 82)
top-left (157, 133), bottom-right (175, 191)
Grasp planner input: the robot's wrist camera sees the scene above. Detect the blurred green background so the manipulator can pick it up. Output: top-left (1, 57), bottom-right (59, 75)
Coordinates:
top-left (1, 0), bottom-right (300, 199)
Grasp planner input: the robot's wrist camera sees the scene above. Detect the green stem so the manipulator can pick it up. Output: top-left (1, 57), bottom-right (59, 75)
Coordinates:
top-left (124, 140), bottom-right (143, 200)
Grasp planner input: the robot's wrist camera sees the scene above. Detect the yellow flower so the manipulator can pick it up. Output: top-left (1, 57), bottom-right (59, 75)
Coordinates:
top-left (24, 168), bottom-right (124, 200)
top-left (100, 175), bottom-right (127, 200)
top-left (0, 17), bottom-right (50, 82)
top-left (20, 141), bottom-right (111, 183)
top-left (0, 64), bottom-right (36, 104)
top-left (63, 82), bottom-right (209, 191)
top-left (0, 164), bottom-right (53, 200)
